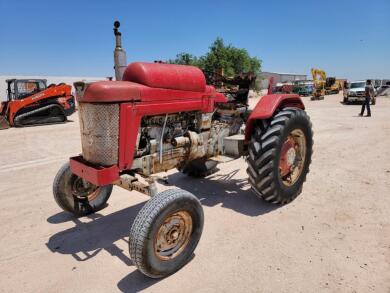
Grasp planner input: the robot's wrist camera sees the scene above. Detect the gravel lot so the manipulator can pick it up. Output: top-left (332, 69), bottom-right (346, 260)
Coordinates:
top-left (0, 93), bottom-right (389, 292)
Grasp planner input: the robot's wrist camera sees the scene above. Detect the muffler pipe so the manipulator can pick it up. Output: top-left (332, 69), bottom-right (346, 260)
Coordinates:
top-left (113, 21), bottom-right (127, 81)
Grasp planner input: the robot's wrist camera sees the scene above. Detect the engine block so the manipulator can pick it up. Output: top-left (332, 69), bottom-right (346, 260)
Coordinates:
top-left (131, 109), bottom-right (241, 175)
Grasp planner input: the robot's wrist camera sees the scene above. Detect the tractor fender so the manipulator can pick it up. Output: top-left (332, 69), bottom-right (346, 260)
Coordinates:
top-left (245, 93), bottom-right (305, 140)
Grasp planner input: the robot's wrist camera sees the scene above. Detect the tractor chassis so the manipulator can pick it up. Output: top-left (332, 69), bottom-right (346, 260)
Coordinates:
top-left (70, 132), bottom-right (247, 198)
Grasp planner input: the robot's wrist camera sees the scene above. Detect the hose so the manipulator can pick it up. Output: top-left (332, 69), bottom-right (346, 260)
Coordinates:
top-left (159, 114), bottom-right (168, 164)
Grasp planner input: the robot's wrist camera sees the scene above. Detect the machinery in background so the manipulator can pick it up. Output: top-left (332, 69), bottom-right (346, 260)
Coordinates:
top-left (310, 68), bottom-right (341, 100)
top-left (271, 79), bottom-right (315, 97)
top-left (292, 80), bottom-right (315, 97)
top-left (207, 68), bottom-right (257, 104)
top-left (311, 68), bottom-right (326, 100)
top-left (0, 79), bottom-right (75, 129)
top-left (267, 77), bottom-right (294, 95)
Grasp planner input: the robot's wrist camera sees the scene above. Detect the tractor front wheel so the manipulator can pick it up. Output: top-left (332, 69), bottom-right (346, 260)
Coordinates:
top-left (129, 189), bottom-right (204, 278)
top-left (53, 162), bottom-right (112, 217)
top-left (247, 108), bottom-right (313, 204)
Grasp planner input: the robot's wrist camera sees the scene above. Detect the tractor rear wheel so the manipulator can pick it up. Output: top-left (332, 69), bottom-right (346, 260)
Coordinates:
top-left (247, 108), bottom-right (313, 204)
top-left (53, 162), bottom-right (113, 217)
top-left (129, 189), bottom-right (204, 278)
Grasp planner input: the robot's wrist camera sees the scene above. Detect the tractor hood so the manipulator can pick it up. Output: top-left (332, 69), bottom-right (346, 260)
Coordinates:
top-left (75, 62), bottom-right (218, 103)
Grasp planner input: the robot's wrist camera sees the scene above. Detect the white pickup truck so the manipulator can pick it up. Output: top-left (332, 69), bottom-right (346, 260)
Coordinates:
top-left (343, 81), bottom-right (376, 105)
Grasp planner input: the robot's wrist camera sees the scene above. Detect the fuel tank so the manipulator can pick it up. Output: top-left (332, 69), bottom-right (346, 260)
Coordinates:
top-left (122, 62), bottom-right (206, 92)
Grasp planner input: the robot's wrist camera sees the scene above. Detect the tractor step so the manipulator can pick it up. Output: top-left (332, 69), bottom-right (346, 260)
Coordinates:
top-left (210, 135), bottom-right (246, 163)
top-left (223, 134), bottom-right (245, 157)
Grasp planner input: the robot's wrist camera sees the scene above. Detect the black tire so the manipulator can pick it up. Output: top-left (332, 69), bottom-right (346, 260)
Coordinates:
top-left (129, 189), bottom-right (204, 278)
top-left (53, 162), bottom-right (113, 217)
top-left (179, 158), bottom-right (218, 177)
top-left (247, 108), bottom-right (313, 204)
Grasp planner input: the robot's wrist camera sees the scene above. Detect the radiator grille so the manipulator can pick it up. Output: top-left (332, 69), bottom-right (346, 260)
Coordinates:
top-left (78, 103), bottom-right (119, 166)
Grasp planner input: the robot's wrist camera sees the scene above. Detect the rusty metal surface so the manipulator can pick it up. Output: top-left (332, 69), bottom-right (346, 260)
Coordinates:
top-left (71, 176), bottom-right (101, 201)
top-left (279, 129), bottom-right (307, 186)
top-left (186, 131), bottom-right (205, 160)
top-left (279, 137), bottom-right (296, 177)
top-left (208, 71), bottom-right (256, 104)
top-left (78, 103), bottom-right (119, 166)
top-left (153, 147), bottom-right (187, 173)
top-left (114, 174), bottom-right (152, 196)
top-left (197, 113), bottom-right (212, 130)
top-left (154, 211), bottom-right (193, 261)
top-left (132, 146), bottom-right (189, 175)
top-left (171, 136), bottom-right (190, 148)
top-left (131, 117), bottom-right (240, 176)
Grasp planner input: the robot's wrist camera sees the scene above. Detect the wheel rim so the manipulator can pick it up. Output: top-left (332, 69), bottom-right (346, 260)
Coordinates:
top-left (154, 211), bottom-right (193, 261)
top-left (71, 176), bottom-right (101, 201)
top-left (279, 129), bottom-right (306, 186)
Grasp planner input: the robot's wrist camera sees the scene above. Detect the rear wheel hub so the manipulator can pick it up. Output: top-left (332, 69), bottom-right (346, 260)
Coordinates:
top-left (279, 129), bottom-right (306, 186)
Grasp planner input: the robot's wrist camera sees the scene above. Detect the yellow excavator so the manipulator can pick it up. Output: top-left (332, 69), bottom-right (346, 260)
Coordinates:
top-left (311, 68), bottom-right (341, 100)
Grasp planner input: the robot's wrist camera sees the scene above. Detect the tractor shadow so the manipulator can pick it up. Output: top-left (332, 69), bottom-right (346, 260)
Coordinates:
top-left (46, 202), bottom-right (145, 266)
top-left (166, 169), bottom-right (280, 217)
top-left (46, 203), bottom-right (164, 291)
top-left (46, 169), bottom-right (280, 292)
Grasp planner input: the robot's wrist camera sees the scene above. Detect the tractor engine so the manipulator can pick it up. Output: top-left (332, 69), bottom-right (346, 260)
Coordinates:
top-left (78, 101), bottom-right (245, 176)
top-left (130, 107), bottom-right (244, 175)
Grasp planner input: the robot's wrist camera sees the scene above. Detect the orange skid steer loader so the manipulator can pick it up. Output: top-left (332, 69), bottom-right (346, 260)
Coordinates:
top-left (0, 79), bottom-right (76, 129)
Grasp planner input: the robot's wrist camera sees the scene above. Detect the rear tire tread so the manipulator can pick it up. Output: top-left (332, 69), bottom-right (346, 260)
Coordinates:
top-left (246, 108), bottom-right (313, 204)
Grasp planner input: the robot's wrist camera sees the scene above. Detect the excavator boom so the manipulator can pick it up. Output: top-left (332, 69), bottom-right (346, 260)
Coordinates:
top-left (311, 68), bottom-right (340, 98)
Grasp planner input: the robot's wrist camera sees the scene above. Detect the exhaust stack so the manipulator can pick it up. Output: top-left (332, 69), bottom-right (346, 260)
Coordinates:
top-left (113, 21), bottom-right (127, 81)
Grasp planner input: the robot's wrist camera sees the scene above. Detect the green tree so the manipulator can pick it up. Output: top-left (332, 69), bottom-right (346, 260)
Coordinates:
top-left (168, 38), bottom-right (261, 79)
top-left (167, 53), bottom-right (199, 66)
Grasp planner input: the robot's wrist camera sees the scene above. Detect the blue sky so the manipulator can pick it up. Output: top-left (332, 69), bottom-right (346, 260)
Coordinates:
top-left (0, 0), bottom-right (389, 80)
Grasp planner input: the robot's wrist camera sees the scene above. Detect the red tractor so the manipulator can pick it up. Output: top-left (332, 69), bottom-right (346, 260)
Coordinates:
top-left (52, 22), bottom-right (313, 278)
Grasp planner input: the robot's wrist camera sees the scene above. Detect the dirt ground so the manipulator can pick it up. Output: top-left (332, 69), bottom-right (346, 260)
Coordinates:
top-left (0, 93), bottom-right (389, 293)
